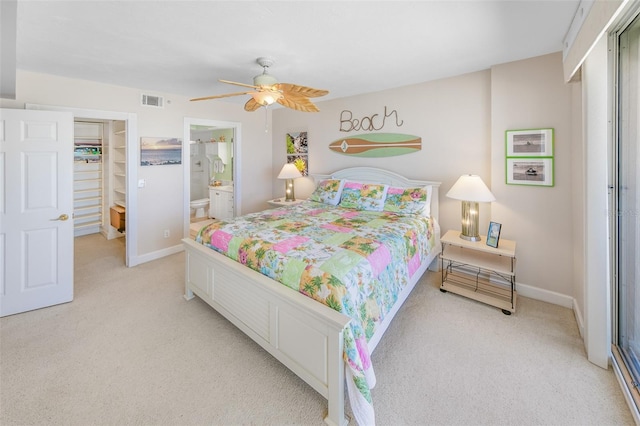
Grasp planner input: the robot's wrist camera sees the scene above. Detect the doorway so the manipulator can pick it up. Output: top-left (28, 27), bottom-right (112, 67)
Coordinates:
top-left (73, 119), bottom-right (127, 242)
top-left (612, 7), bottom-right (640, 418)
top-left (183, 117), bottom-right (241, 237)
top-left (26, 103), bottom-right (138, 266)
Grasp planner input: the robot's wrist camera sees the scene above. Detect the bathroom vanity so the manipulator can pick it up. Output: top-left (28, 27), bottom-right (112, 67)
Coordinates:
top-left (209, 185), bottom-right (234, 220)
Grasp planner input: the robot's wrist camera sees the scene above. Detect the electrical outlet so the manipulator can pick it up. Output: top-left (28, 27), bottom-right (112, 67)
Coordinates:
top-left (163, 229), bottom-right (170, 238)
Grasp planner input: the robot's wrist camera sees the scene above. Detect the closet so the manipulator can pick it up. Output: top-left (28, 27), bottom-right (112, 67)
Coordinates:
top-left (109, 121), bottom-right (126, 236)
top-left (73, 121), bottom-right (103, 237)
top-left (72, 119), bottom-right (127, 239)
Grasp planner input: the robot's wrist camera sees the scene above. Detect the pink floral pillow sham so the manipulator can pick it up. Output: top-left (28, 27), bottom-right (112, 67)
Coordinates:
top-left (383, 185), bottom-right (432, 215)
top-left (309, 179), bottom-right (345, 206)
top-left (339, 181), bottom-right (389, 211)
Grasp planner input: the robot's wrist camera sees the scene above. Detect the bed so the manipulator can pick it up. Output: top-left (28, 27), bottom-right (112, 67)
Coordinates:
top-left (183, 167), bottom-right (441, 425)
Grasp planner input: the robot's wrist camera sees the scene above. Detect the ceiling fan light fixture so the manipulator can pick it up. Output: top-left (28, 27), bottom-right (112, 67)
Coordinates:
top-left (192, 56), bottom-right (328, 113)
top-left (251, 91), bottom-right (282, 106)
top-left (253, 72), bottom-right (278, 87)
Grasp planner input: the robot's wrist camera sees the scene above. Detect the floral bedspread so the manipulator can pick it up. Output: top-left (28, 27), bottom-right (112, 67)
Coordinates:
top-left (195, 201), bottom-right (438, 425)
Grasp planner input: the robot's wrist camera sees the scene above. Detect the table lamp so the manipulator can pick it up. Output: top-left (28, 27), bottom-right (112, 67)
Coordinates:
top-left (277, 163), bottom-right (302, 201)
top-left (446, 174), bottom-right (496, 241)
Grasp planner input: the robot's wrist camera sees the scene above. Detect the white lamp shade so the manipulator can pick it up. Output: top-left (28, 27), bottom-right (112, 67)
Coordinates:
top-left (446, 174), bottom-right (496, 202)
top-left (277, 163), bottom-right (302, 179)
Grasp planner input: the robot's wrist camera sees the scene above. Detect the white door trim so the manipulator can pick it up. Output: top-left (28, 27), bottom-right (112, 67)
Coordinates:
top-left (183, 117), bottom-right (241, 238)
top-left (26, 103), bottom-right (138, 266)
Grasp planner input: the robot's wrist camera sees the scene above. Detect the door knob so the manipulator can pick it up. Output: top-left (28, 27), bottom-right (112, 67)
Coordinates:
top-left (51, 214), bottom-right (69, 221)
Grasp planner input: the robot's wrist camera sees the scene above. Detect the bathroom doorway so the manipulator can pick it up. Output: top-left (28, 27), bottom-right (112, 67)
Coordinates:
top-left (183, 118), bottom-right (241, 237)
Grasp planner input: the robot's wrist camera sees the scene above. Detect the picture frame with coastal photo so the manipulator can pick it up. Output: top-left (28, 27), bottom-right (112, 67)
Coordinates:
top-left (505, 128), bottom-right (553, 157)
top-left (140, 136), bottom-right (182, 166)
top-left (505, 128), bottom-right (554, 187)
top-left (486, 221), bottom-right (502, 248)
top-left (506, 158), bottom-right (554, 186)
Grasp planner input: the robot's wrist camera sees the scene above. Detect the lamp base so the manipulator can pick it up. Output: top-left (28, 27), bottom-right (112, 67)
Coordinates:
top-left (284, 179), bottom-right (296, 202)
top-left (460, 201), bottom-right (481, 242)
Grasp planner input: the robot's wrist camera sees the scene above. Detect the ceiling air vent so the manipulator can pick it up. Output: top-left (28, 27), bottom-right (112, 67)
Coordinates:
top-left (141, 94), bottom-right (164, 108)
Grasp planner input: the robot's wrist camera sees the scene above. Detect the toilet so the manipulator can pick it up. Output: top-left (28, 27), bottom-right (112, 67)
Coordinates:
top-left (190, 198), bottom-right (209, 219)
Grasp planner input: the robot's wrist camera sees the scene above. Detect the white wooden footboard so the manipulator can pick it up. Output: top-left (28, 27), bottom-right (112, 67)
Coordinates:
top-left (184, 167), bottom-right (441, 425)
top-left (183, 238), bottom-right (351, 426)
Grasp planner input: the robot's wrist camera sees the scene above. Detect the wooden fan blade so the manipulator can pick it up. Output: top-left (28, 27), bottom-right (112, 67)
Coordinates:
top-left (244, 97), bottom-right (261, 112)
top-left (276, 83), bottom-right (329, 98)
top-left (219, 79), bottom-right (260, 89)
top-left (277, 96), bottom-right (320, 112)
top-left (190, 91), bottom-right (253, 101)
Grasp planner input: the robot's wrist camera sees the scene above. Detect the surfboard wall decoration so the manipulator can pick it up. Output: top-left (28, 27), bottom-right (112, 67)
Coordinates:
top-left (328, 133), bottom-right (422, 157)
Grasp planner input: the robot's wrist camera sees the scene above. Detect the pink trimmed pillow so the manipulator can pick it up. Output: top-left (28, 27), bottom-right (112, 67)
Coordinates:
top-left (310, 179), bottom-right (345, 206)
top-left (339, 181), bottom-right (389, 211)
top-left (383, 185), bottom-right (431, 215)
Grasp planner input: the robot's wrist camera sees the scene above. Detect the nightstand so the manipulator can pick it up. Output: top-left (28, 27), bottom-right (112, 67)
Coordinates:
top-left (440, 229), bottom-right (517, 315)
top-left (267, 198), bottom-right (306, 207)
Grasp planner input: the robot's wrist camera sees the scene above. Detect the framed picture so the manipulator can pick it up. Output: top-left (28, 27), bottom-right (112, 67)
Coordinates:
top-left (506, 128), bottom-right (554, 157)
top-left (140, 136), bottom-right (182, 166)
top-left (487, 222), bottom-right (502, 248)
top-left (506, 158), bottom-right (554, 186)
top-left (286, 131), bottom-right (308, 176)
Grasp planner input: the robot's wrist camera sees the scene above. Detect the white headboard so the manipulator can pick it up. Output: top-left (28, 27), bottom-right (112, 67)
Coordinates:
top-left (311, 166), bottom-right (441, 222)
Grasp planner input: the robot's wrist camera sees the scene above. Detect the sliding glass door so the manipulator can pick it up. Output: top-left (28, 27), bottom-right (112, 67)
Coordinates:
top-left (614, 10), bottom-right (640, 410)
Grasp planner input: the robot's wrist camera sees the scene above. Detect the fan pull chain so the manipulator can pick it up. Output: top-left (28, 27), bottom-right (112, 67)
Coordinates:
top-left (264, 105), bottom-right (269, 133)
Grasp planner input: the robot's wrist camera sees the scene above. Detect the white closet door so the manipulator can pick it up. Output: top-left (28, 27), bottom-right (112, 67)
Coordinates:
top-left (0, 108), bottom-right (74, 317)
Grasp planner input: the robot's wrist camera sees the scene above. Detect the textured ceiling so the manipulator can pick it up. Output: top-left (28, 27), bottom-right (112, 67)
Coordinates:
top-left (15, 0), bottom-right (579, 104)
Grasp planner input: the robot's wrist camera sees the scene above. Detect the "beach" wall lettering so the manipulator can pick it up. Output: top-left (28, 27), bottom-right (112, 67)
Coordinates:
top-left (339, 106), bottom-right (404, 132)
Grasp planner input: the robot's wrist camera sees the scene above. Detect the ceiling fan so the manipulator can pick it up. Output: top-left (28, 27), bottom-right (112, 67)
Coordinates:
top-left (190, 57), bottom-right (329, 112)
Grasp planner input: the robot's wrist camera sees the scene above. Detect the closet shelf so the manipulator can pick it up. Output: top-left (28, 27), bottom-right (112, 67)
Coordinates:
top-left (74, 188), bottom-right (101, 194)
top-left (74, 195), bottom-right (102, 203)
top-left (74, 212), bottom-right (102, 221)
top-left (74, 205), bottom-right (101, 213)
top-left (74, 177), bottom-right (103, 183)
top-left (110, 125), bottom-right (127, 236)
top-left (74, 121), bottom-right (103, 237)
top-left (74, 169), bottom-right (102, 175)
top-left (75, 220), bottom-right (102, 229)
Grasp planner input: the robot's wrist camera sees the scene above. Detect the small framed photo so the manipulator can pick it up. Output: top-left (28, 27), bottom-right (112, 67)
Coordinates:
top-left (487, 222), bottom-right (502, 248)
top-left (506, 128), bottom-right (554, 157)
top-left (506, 158), bottom-right (554, 186)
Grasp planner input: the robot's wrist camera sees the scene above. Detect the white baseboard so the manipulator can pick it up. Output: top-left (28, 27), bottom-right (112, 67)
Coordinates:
top-left (129, 244), bottom-right (184, 266)
top-left (516, 282), bottom-right (574, 309)
top-left (573, 298), bottom-right (585, 339)
top-left (442, 265), bottom-right (576, 310)
top-left (516, 282), bottom-right (585, 338)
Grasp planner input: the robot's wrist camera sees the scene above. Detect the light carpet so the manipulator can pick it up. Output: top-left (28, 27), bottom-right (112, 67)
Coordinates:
top-left (0, 233), bottom-right (633, 425)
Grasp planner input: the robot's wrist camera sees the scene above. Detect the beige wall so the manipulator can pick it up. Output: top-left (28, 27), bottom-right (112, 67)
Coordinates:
top-left (490, 52), bottom-right (576, 302)
top-left (273, 52), bottom-right (578, 303)
top-left (272, 69), bottom-right (493, 239)
top-left (1, 70), bottom-right (272, 262)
